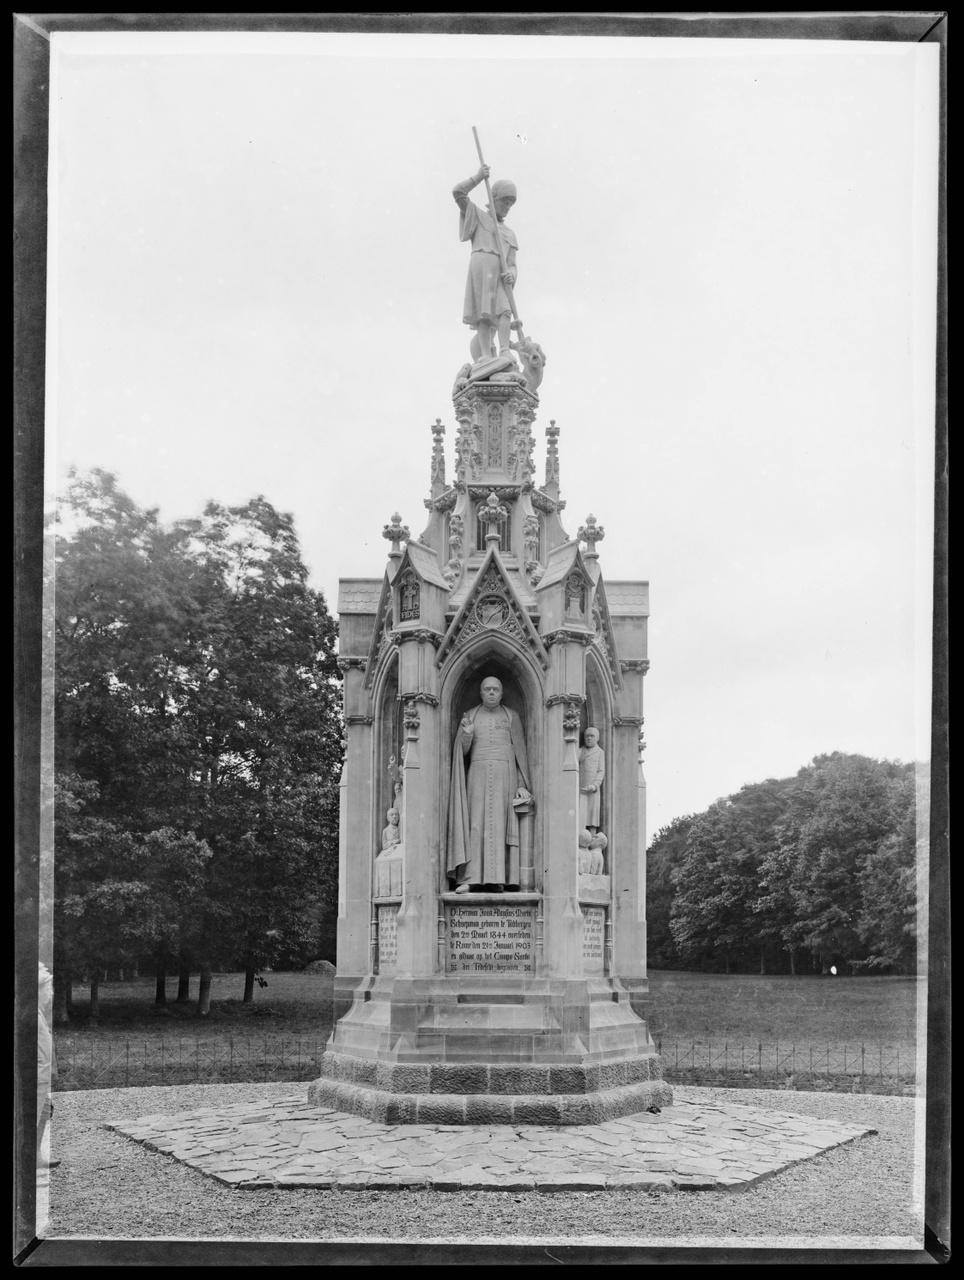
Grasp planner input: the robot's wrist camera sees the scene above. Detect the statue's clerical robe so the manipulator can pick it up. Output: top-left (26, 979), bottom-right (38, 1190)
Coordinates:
top-left (447, 704), bottom-right (530, 888)
top-left (578, 744), bottom-right (605, 828)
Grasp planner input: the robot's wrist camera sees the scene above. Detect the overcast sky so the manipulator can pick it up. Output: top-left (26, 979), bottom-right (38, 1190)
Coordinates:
top-left (46, 31), bottom-right (939, 841)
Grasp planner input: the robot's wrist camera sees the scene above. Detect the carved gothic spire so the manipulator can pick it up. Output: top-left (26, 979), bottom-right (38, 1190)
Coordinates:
top-left (544, 420), bottom-right (560, 499)
top-left (430, 419), bottom-right (446, 495)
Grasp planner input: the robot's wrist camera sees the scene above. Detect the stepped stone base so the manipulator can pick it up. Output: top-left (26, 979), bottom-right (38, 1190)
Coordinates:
top-left (308, 1049), bottom-right (673, 1125)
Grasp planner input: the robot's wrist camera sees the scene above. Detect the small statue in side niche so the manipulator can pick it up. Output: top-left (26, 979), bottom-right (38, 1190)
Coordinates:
top-left (381, 807), bottom-right (401, 850)
top-left (388, 755), bottom-right (403, 803)
top-left (578, 727), bottom-right (607, 875)
top-left (375, 807), bottom-right (404, 898)
top-left (588, 829), bottom-right (608, 875)
top-left (578, 826), bottom-right (607, 875)
top-left (579, 727), bottom-right (605, 831)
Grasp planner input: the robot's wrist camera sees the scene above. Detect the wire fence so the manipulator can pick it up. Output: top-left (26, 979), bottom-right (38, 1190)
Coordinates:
top-left (52, 1036), bottom-right (918, 1096)
top-left (654, 1038), bottom-right (917, 1096)
top-left (53, 1036), bottom-right (330, 1091)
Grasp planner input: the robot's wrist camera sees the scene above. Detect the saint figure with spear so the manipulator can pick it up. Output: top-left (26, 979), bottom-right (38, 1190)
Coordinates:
top-left (452, 129), bottom-right (522, 373)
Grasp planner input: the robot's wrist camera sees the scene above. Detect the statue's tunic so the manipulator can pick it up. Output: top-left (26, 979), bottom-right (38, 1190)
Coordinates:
top-left (447, 704), bottom-right (529, 888)
top-left (454, 189), bottom-right (518, 329)
top-left (578, 744), bottom-right (605, 828)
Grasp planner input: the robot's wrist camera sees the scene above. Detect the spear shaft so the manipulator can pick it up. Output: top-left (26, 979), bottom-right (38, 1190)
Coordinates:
top-left (471, 126), bottom-right (522, 334)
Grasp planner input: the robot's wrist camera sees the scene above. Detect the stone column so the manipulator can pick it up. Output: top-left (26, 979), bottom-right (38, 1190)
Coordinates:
top-left (392, 635), bottom-right (441, 979)
top-left (541, 640), bottom-right (586, 977)
top-left (335, 711), bottom-right (374, 1020)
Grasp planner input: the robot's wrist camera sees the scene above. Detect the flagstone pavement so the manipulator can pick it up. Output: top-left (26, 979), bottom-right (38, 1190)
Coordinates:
top-left (104, 1095), bottom-right (876, 1192)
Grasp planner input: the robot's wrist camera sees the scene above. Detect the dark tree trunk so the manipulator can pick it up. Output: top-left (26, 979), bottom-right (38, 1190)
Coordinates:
top-left (176, 967), bottom-right (192, 1002)
top-left (89, 975), bottom-right (100, 1025)
top-left (724, 951), bottom-right (731, 975)
top-left (760, 949), bottom-right (766, 976)
top-left (155, 963), bottom-right (167, 1004)
top-left (53, 969), bottom-right (70, 1026)
top-left (789, 949), bottom-right (797, 976)
top-left (243, 967), bottom-right (256, 1004)
top-left (197, 966), bottom-right (213, 1017)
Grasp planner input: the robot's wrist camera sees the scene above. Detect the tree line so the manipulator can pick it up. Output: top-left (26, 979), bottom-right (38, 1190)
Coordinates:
top-left (51, 470), bottom-right (342, 1022)
top-left (647, 752), bottom-right (921, 976)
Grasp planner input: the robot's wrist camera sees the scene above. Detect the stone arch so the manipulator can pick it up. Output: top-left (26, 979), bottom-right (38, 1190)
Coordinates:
top-left (438, 634), bottom-right (546, 893)
top-left (584, 647), bottom-right (616, 873)
top-left (371, 648), bottom-right (402, 851)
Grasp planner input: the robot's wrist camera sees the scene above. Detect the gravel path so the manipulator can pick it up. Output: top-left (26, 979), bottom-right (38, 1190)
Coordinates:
top-left (40, 1083), bottom-right (923, 1247)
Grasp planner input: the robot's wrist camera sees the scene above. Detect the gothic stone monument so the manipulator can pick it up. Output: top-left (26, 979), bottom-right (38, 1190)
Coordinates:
top-left (309, 158), bottom-right (670, 1124)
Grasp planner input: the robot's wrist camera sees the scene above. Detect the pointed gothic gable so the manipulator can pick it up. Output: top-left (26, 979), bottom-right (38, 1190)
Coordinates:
top-left (364, 572), bottom-right (395, 687)
top-left (534, 539), bottom-right (581, 592)
top-left (534, 539), bottom-right (597, 629)
top-left (589, 575), bottom-right (623, 689)
top-left (436, 544), bottom-right (550, 670)
top-left (395, 538), bottom-right (450, 590)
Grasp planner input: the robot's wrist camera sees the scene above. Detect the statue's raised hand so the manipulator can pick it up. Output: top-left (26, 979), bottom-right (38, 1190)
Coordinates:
top-left (460, 714), bottom-right (474, 740)
top-left (476, 164), bottom-right (490, 184)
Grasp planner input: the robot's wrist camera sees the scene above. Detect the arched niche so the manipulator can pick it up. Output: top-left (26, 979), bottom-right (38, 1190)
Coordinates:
top-left (438, 637), bottom-right (546, 893)
top-left (584, 649), bottom-right (616, 872)
top-left (371, 651), bottom-right (402, 852)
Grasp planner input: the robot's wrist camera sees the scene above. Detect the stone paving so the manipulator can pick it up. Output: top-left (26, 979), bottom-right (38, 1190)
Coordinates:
top-left (104, 1095), bottom-right (876, 1192)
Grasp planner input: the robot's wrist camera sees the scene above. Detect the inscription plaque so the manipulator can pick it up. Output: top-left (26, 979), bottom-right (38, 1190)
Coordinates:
top-left (378, 903), bottom-right (399, 973)
top-left (446, 903), bottom-right (535, 974)
top-left (583, 907), bottom-right (605, 974)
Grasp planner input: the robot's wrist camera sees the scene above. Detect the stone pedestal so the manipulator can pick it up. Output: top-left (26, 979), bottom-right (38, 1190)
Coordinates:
top-left (314, 379), bottom-right (668, 1123)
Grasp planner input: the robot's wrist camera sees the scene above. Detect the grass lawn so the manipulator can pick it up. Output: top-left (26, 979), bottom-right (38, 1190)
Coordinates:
top-left (56, 970), bottom-right (335, 1041)
top-left (645, 970), bottom-right (919, 1051)
top-left (52, 969), bottom-right (919, 1092)
top-left (56, 968), bottom-right (918, 1050)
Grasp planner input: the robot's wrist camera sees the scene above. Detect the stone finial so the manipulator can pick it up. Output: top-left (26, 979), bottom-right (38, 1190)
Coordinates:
top-left (382, 513), bottom-right (410, 558)
top-left (430, 419), bottom-right (446, 490)
top-left (545, 421), bottom-right (560, 497)
top-left (578, 514), bottom-right (606, 558)
top-left (480, 492), bottom-right (509, 547)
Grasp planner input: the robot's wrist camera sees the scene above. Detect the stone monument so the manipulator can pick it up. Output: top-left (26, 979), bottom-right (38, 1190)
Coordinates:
top-left (309, 151), bottom-right (670, 1125)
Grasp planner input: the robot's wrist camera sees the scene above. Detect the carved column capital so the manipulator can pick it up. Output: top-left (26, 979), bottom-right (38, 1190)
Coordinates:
top-left (619, 659), bottom-right (651, 675)
top-left (544, 628), bottom-right (593, 648)
top-left (545, 692), bottom-right (586, 709)
top-left (336, 657), bottom-right (368, 674)
top-left (399, 691), bottom-right (440, 708)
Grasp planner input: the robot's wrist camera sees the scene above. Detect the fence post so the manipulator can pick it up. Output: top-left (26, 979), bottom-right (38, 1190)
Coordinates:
top-left (758, 1040), bottom-right (762, 1085)
top-left (861, 1044), bottom-right (865, 1090)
